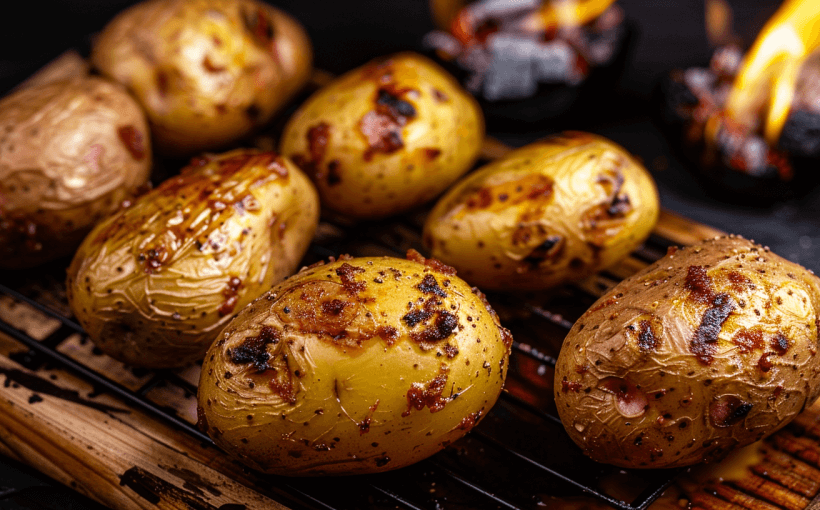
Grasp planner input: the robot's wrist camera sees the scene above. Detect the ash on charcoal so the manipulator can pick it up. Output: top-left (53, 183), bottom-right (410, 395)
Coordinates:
top-left (423, 1), bottom-right (626, 103)
top-left (483, 34), bottom-right (539, 101)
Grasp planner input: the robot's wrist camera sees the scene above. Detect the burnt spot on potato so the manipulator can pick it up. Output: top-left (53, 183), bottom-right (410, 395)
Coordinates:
top-left (402, 364), bottom-right (450, 416)
top-left (684, 265), bottom-right (715, 304)
top-left (402, 297), bottom-right (459, 351)
top-left (417, 274), bottom-right (447, 297)
top-left (228, 326), bottom-right (281, 372)
top-left (709, 395), bottom-right (753, 427)
top-left (336, 263), bottom-right (366, 294)
top-left (581, 169), bottom-right (632, 246)
top-left (117, 125), bottom-right (146, 160)
top-left (218, 276), bottom-right (243, 317)
top-left (689, 293), bottom-right (735, 365)
top-left (424, 148), bottom-right (442, 161)
top-left (406, 249), bottom-right (457, 276)
top-left (360, 85), bottom-right (418, 161)
top-left (625, 315), bottom-right (662, 352)
top-left (292, 122), bottom-right (331, 183)
top-left (726, 270), bottom-right (756, 293)
top-left (358, 400), bottom-right (379, 435)
top-left (771, 333), bottom-right (790, 355)
top-left (274, 280), bottom-right (377, 348)
top-left (462, 174), bottom-right (554, 215)
top-left (732, 328), bottom-right (764, 353)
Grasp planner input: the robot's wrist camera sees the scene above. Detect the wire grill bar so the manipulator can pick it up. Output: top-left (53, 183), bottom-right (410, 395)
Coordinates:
top-left (0, 227), bottom-right (682, 510)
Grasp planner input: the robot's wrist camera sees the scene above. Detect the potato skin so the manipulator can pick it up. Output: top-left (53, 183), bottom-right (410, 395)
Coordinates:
top-left (92, 0), bottom-right (312, 156)
top-left (554, 236), bottom-right (820, 469)
top-left (280, 52), bottom-right (484, 219)
top-left (197, 252), bottom-right (512, 475)
top-left (66, 150), bottom-right (319, 368)
top-left (423, 132), bottom-right (659, 291)
top-left (0, 77), bottom-right (151, 269)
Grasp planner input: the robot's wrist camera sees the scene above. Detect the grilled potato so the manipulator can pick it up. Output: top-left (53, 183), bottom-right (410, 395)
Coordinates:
top-left (280, 52), bottom-right (484, 219)
top-left (423, 132), bottom-right (659, 290)
top-left (0, 76), bottom-right (151, 269)
top-left (554, 235), bottom-right (820, 468)
top-left (92, 0), bottom-right (312, 156)
top-left (197, 251), bottom-right (512, 475)
top-left (66, 149), bottom-right (319, 368)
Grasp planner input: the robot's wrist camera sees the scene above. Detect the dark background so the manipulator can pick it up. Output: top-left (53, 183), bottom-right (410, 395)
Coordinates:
top-left (0, 0), bottom-right (810, 508)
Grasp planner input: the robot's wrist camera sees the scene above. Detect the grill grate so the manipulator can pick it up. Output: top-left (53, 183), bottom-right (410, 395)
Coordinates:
top-left (0, 213), bottom-right (685, 510)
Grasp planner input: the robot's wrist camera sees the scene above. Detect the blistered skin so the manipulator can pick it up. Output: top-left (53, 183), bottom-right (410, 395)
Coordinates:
top-left (423, 132), bottom-right (659, 291)
top-left (279, 52), bottom-right (484, 219)
top-left (554, 236), bottom-right (820, 469)
top-left (0, 77), bottom-right (151, 269)
top-left (92, 0), bottom-right (312, 156)
top-left (66, 150), bottom-right (319, 368)
top-left (197, 252), bottom-right (512, 475)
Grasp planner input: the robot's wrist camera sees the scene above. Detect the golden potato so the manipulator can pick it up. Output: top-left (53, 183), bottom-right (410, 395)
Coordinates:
top-left (197, 251), bottom-right (512, 475)
top-left (0, 76), bottom-right (151, 269)
top-left (280, 52), bottom-right (484, 219)
top-left (67, 149), bottom-right (319, 368)
top-left (92, 0), bottom-right (312, 156)
top-left (554, 235), bottom-right (820, 469)
top-left (423, 132), bottom-right (659, 290)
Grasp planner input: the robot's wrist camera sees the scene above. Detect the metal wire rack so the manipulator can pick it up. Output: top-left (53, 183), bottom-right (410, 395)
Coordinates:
top-left (0, 205), bottom-right (685, 510)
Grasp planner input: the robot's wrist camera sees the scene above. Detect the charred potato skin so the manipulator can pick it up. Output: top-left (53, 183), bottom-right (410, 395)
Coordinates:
top-left (554, 236), bottom-right (820, 469)
top-left (280, 52), bottom-right (485, 219)
top-left (423, 132), bottom-right (659, 291)
top-left (0, 77), bottom-right (151, 269)
top-left (66, 150), bottom-right (319, 368)
top-left (197, 253), bottom-right (512, 475)
top-left (92, 0), bottom-right (312, 156)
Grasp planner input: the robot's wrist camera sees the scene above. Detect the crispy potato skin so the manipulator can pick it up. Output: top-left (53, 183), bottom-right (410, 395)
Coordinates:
top-left (279, 52), bottom-right (484, 219)
top-left (554, 236), bottom-right (820, 469)
top-left (197, 254), bottom-right (512, 475)
top-left (92, 0), bottom-right (312, 156)
top-left (423, 132), bottom-right (659, 291)
top-left (66, 150), bottom-right (319, 368)
top-left (0, 77), bottom-right (151, 269)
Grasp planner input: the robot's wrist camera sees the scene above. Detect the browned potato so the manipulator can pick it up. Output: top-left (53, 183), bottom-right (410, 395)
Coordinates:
top-left (423, 132), bottom-right (659, 290)
top-left (92, 0), bottom-right (312, 156)
top-left (280, 52), bottom-right (484, 219)
top-left (554, 235), bottom-right (820, 469)
top-left (197, 251), bottom-right (512, 475)
top-left (0, 76), bottom-right (151, 269)
top-left (66, 150), bottom-right (319, 368)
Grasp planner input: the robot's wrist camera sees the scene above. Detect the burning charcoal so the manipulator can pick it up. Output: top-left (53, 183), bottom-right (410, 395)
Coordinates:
top-left (780, 111), bottom-right (820, 158)
top-left (466, 0), bottom-right (540, 20)
top-left (532, 40), bottom-right (580, 84)
top-left (483, 34), bottom-right (538, 101)
top-left (709, 45), bottom-right (743, 78)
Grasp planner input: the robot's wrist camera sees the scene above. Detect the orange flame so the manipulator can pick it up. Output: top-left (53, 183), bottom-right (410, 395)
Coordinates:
top-left (725, 0), bottom-right (820, 144)
top-left (450, 0), bottom-right (617, 45)
top-left (525, 0), bottom-right (617, 32)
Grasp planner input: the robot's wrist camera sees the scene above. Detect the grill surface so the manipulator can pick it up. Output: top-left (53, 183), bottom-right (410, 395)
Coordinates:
top-left (0, 209), bottom-right (684, 510)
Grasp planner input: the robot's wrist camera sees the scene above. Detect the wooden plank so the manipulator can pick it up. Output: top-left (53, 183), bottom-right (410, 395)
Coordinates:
top-left (0, 348), bottom-right (292, 510)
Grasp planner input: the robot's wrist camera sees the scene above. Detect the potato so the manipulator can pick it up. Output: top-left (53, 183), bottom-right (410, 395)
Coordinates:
top-left (280, 52), bottom-right (484, 219)
top-left (66, 149), bottom-right (319, 368)
top-left (197, 251), bottom-right (512, 475)
top-left (423, 132), bottom-right (659, 291)
top-left (554, 235), bottom-right (820, 469)
top-left (0, 76), bottom-right (151, 269)
top-left (92, 0), bottom-right (312, 156)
